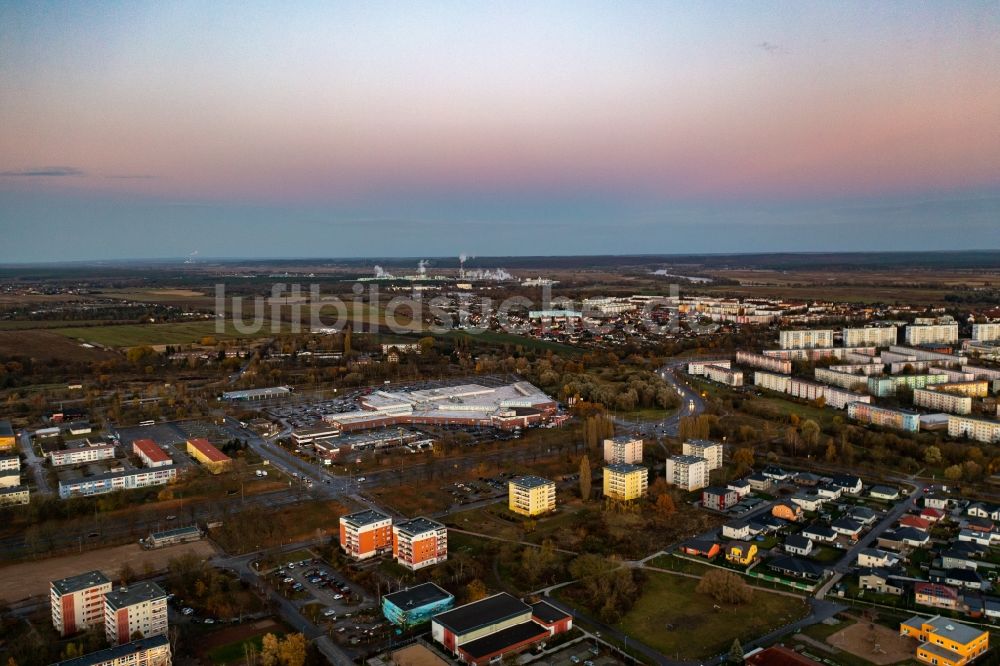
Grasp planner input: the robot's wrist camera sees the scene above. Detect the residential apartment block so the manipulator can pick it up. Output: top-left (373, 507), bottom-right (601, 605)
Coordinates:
top-left (49, 442), bottom-right (117, 467)
top-left (913, 388), bottom-right (973, 415)
top-left (687, 359), bottom-right (731, 376)
top-left (704, 364), bottom-right (744, 386)
top-left (847, 402), bottom-right (920, 433)
top-left (58, 466), bottom-right (178, 499)
top-left (339, 509), bottom-right (393, 560)
top-left (132, 439), bottom-right (173, 468)
top-left (867, 374), bottom-right (949, 397)
top-left (735, 351), bottom-right (792, 374)
top-left (0, 454), bottom-right (18, 472)
top-left (52, 635), bottom-right (171, 666)
top-left (51, 570), bottom-right (113, 637)
top-left (905, 323), bottom-right (959, 346)
top-left (682, 439), bottom-right (723, 470)
top-left (972, 323), bottom-right (1000, 342)
top-left (0, 485), bottom-right (29, 506)
top-left (665, 455), bottom-right (710, 492)
top-left (392, 517), bottom-right (448, 570)
top-left (843, 326), bottom-right (898, 348)
top-left (603, 463), bottom-right (649, 500)
top-left (508, 476), bottom-right (556, 516)
top-left (779, 329), bottom-right (834, 349)
top-left (948, 416), bottom-right (1000, 444)
top-left (0, 420), bottom-right (15, 452)
top-left (103, 581), bottom-right (168, 646)
top-left (603, 435), bottom-right (643, 465)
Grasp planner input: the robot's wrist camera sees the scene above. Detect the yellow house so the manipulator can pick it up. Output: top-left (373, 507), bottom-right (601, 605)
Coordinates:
top-left (900, 615), bottom-right (988, 666)
top-left (508, 476), bottom-right (556, 516)
top-left (726, 541), bottom-right (758, 566)
top-left (186, 438), bottom-right (232, 474)
top-left (603, 463), bottom-right (648, 501)
top-left (0, 420), bottom-right (15, 452)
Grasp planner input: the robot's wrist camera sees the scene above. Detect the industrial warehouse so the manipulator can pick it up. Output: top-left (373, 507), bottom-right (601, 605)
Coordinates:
top-left (322, 381), bottom-right (558, 432)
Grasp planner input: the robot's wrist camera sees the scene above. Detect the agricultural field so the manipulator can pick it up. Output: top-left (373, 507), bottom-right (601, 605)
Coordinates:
top-left (0, 329), bottom-right (119, 361)
top-left (51, 320), bottom-right (273, 347)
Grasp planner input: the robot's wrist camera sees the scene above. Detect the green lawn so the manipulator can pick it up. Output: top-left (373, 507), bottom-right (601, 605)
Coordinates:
top-left (441, 329), bottom-right (581, 354)
top-left (52, 320), bottom-right (272, 347)
top-left (207, 632), bottom-right (286, 665)
top-left (617, 573), bottom-right (809, 660)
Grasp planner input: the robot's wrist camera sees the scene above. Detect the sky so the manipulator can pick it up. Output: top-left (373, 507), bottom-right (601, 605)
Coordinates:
top-left (1, 1), bottom-right (999, 262)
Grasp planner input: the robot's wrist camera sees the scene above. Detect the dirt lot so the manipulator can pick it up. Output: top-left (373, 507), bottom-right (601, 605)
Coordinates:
top-left (827, 620), bottom-right (916, 665)
top-left (0, 539), bottom-right (217, 602)
top-left (195, 618), bottom-right (286, 655)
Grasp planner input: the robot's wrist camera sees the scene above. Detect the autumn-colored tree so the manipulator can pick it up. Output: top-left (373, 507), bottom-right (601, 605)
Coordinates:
top-left (824, 438), bottom-right (838, 462)
top-left (278, 633), bottom-right (307, 666)
top-left (696, 569), bottom-right (752, 605)
top-left (731, 447), bottom-right (754, 474)
top-left (579, 454), bottom-right (591, 501)
top-left (655, 493), bottom-right (676, 517)
top-left (466, 579), bottom-right (488, 602)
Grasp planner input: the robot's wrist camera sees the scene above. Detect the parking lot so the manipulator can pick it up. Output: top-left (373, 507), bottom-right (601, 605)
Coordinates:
top-left (537, 641), bottom-right (622, 666)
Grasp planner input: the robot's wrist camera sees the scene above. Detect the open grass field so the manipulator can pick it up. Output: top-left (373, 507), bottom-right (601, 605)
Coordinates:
top-left (0, 539), bottom-right (218, 601)
top-left (615, 573), bottom-right (809, 660)
top-left (198, 619), bottom-right (289, 665)
top-left (442, 329), bottom-right (582, 354)
top-left (51, 320), bottom-right (273, 347)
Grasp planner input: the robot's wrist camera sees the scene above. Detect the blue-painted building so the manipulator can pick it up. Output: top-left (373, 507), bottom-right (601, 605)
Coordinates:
top-left (382, 582), bottom-right (454, 629)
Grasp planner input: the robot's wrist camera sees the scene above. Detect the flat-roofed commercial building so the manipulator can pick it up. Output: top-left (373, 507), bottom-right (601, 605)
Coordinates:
top-left (291, 425), bottom-right (341, 446)
top-left (848, 402), bottom-right (920, 433)
top-left (431, 593), bottom-right (571, 666)
top-left (49, 442), bottom-right (116, 467)
top-left (603, 435), bottom-right (643, 464)
top-left (972, 323), bottom-right (1000, 342)
top-left (779, 329), bottom-right (834, 349)
top-left (508, 476), bottom-right (556, 516)
top-left (221, 386), bottom-right (291, 401)
top-left (843, 326), bottom-right (898, 348)
top-left (900, 615), bottom-right (988, 666)
top-left (382, 582), bottom-right (454, 628)
top-left (0, 420), bottom-right (15, 452)
top-left (185, 438), bottom-right (231, 474)
top-left (132, 439), bottom-right (172, 468)
top-left (52, 635), bottom-right (171, 666)
top-left (58, 466), bottom-right (178, 499)
top-left (683, 439), bottom-right (723, 470)
top-left (393, 517), bottom-right (448, 570)
top-left (603, 463), bottom-right (649, 500)
top-left (666, 455), bottom-right (710, 491)
top-left (142, 525), bottom-right (202, 549)
top-left (948, 416), bottom-right (1000, 444)
top-left (913, 388), bottom-right (973, 415)
top-left (103, 581), bottom-right (168, 646)
top-left (905, 323), bottom-right (959, 346)
top-left (339, 509), bottom-right (393, 560)
top-left (51, 570), bottom-right (112, 637)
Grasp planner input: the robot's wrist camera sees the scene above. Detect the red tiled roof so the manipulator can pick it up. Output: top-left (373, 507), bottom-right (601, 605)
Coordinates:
top-left (187, 438), bottom-right (230, 463)
top-left (746, 647), bottom-right (822, 666)
top-left (132, 438), bottom-right (170, 463)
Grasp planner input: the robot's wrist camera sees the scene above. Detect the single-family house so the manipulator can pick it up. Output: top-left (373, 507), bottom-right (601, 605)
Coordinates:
top-left (702, 487), bottom-right (739, 512)
top-left (860, 569), bottom-right (905, 596)
top-left (921, 507), bottom-right (946, 523)
top-left (850, 506), bottom-right (879, 525)
top-left (968, 503), bottom-right (1000, 521)
top-left (762, 465), bottom-right (792, 482)
top-left (747, 473), bottom-right (774, 493)
top-left (772, 500), bottom-right (804, 523)
top-left (870, 485), bottom-right (900, 501)
top-left (832, 517), bottom-right (863, 540)
top-left (802, 523), bottom-right (837, 543)
top-left (785, 534), bottom-right (814, 556)
top-left (900, 515), bottom-right (931, 532)
top-left (831, 474), bottom-right (864, 495)
top-left (915, 583), bottom-right (961, 611)
top-left (721, 520), bottom-right (751, 541)
top-left (681, 540), bottom-right (720, 560)
top-left (924, 495), bottom-right (951, 511)
top-left (793, 472), bottom-right (822, 487)
top-left (931, 568), bottom-right (989, 592)
top-left (958, 529), bottom-right (996, 547)
top-left (816, 484), bottom-right (844, 501)
top-left (790, 491), bottom-right (825, 513)
top-left (727, 478), bottom-right (751, 498)
top-left (858, 548), bottom-right (901, 569)
top-left (768, 556), bottom-right (825, 581)
top-left (726, 541), bottom-right (758, 566)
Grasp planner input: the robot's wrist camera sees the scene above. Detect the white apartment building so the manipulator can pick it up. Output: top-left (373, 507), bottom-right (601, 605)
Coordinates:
top-left (704, 364), bottom-right (743, 386)
top-left (682, 439), bottom-right (723, 471)
top-left (972, 323), bottom-right (1000, 342)
top-left (687, 359), bottom-right (731, 376)
top-left (603, 435), bottom-right (643, 465)
top-left (779, 329), bottom-right (834, 349)
top-left (755, 371), bottom-right (791, 393)
top-left (52, 636), bottom-right (171, 666)
top-left (51, 570), bottom-right (112, 637)
top-left (948, 416), bottom-right (1000, 444)
top-left (914, 388), bottom-right (972, 415)
top-left (665, 455), bottom-right (710, 491)
top-left (735, 351), bottom-right (792, 374)
top-left (815, 368), bottom-right (870, 390)
top-left (104, 581), bottom-right (168, 645)
top-left (0, 454), bottom-right (19, 472)
top-left (49, 442), bottom-right (117, 467)
top-left (842, 326), bottom-right (897, 348)
top-left (905, 323), bottom-right (959, 345)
